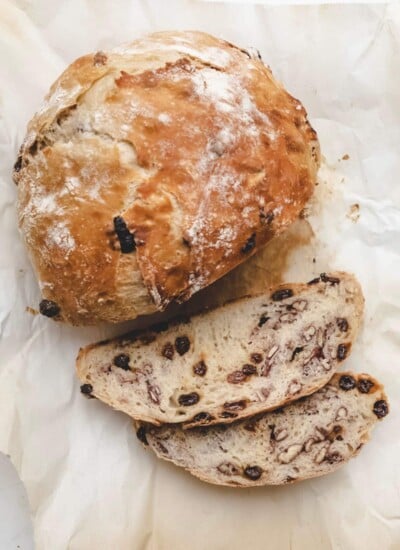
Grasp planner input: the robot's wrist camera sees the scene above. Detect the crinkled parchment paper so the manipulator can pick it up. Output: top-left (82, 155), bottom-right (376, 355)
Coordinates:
top-left (0, 1), bottom-right (399, 548)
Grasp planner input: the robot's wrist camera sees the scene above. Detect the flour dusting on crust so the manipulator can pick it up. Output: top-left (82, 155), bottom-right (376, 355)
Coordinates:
top-left (46, 221), bottom-right (75, 253)
top-left (15, 31), bottom-right (320, 324)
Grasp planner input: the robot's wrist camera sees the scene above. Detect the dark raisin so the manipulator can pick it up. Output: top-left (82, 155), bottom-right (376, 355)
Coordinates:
top-left (320, 273), bottom-right (340, 285)
top-left (357, 378), bottom-right (374, 394)
top-left (336, 435), bottom-right (343, 441)
top-left (39, 299), bottom-right (60, 318)
top-left (182, 237), bottom-right (191, 248)
top-left (13, 156), bottom-right (23, 172)
top-left (227, 370), bottom-right (247, 384)
top-left (242, 364), bottom-right (257, 376)
top-left (175, 336), bottom-right (190, 355)
top-left (136, 426), bottom-right (148, 445)
top-left (120, 233), bottom-right (136, 253)
top-left (161, 343), bottom-right (174, 360)
top-left (290, 346), bottom-right (304, 361)
top-left (193, 412), bottom-right (213, 423)
top-left (274, 407), bottom-right (284, 414)
top-left (219, 411), bottom-right (238, 419)
top-left (258, 315), bottom-right (270, 327)
top-left (80, 384), bottom-right (93, 396)
top-left (113, 215), bottom-right (127, 232)
top-left (113, 215), bottom-right (136, 253)
top-left (178, 392), bottom-right (200, 406)
top-left (307, 276), bottom-right (321, 285)
top-left (271, 288), bottom-right (294, 301)
top-left (339, 375), bottom-right (356, 391)
top-left (325, 452), bottom-right (342, 464)
top-left (336, 318), bottom-right (349, 332)
top-left (250, 353), bottom-right (263, 364)
top-left (243, 466), bottom-right (262, 480)
top-left (223, 400), bottom-right (247, 411)
top-left (193, 361), bottom-right (207, 376)
top-left (241, 233), bottom-right (256, 254)
top-left (113, 353), bottom-right (130, 370)
top-left (373, 400), bottom-right (389, 418)
top-left (337, 343), bottom-right (350, 361)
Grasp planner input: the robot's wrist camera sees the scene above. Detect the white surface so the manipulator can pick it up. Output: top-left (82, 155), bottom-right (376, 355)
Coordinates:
top-left (0, 453), bottom-right (33, 550)
top-left (202, 0), bottom-right (388, 3)
top-left (0, 1), bottom-right (400, 549)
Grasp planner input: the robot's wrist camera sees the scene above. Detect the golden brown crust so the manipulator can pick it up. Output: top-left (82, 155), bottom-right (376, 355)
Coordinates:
top-left (15, 31), bottom-right (320, 325)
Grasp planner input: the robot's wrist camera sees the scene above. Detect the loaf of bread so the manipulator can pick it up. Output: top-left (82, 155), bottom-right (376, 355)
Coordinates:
top-left (14, 30), bottom-right (319, 325)
top-left (138, 372), bottom-right (388, 487)
top-left (76, 272), bottom-right (363, 427)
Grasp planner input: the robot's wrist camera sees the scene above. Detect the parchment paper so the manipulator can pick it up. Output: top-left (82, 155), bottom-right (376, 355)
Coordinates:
top-left (1, 1), bottom-right (399, 549)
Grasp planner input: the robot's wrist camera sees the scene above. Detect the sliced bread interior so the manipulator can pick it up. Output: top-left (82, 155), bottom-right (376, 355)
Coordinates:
top-left (76, 273), bottom-right (364, 427)
top-left (138, 372), bottom-right (388, 487)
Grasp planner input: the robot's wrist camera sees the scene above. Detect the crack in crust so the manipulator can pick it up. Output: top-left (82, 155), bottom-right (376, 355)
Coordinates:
top-left (15, 31), bottom-right (320, 324)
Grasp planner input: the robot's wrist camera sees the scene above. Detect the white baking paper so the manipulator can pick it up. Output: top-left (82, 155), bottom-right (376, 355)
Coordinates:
top-left (0, 1), bottom-right (399, 548)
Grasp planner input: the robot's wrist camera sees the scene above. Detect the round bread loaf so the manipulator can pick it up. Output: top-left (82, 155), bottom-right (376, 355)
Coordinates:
top-left (14, 31), bottom-right (320, 325)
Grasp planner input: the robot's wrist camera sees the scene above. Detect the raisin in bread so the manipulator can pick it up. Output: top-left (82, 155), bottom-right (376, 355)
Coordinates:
top-left (138, 372), bottom-right (388, 487)
top-left (15, 31), bottom-right (319, 325)
top-left (76, 272), bottom-right (364, 427)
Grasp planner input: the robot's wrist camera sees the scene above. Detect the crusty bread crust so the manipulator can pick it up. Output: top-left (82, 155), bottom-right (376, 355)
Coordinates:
top-left (139, 372), bottom-right (388, 487)
top-left (76, 272), bottom-right (364, 427)
top-left (15, 31), bottom-right (320, 325)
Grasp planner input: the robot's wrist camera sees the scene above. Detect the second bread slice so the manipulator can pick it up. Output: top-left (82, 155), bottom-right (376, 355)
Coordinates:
top-left (138, 372), bottom-right (388, 486)
top-left (76, 272), bottom-right (364, 427)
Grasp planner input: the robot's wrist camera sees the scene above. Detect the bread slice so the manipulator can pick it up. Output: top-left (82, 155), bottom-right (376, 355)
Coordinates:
top-left (138, 372), bottom-right (388, 487)
top-left (76, 273), bottom-right (363, 427)
top-left (76, 272), bottom-right (363, 427)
